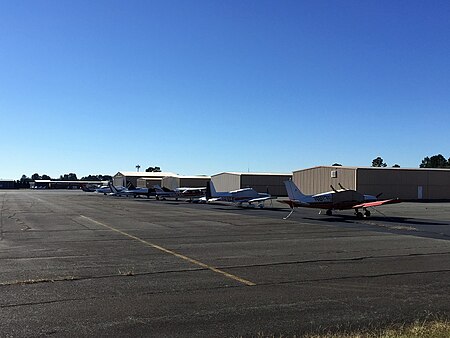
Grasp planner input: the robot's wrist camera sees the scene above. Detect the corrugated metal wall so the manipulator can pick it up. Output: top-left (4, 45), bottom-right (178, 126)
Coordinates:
top-left (240, 174), bottom-right (292, 196)
top-left (357, 168), bottom-right (450, 200)
top-left (293, 167), bottom-right (356, 195)
top-left (293, 167), bottom-right (450, 200)
top-left (138, 178), bottom-right (163, 188)
top-left (179, 177), bottom-right (210, 188)
top-left (211, 173), bottom-right (241, 191)
top-left (113, 174), bottom-right (126, 187)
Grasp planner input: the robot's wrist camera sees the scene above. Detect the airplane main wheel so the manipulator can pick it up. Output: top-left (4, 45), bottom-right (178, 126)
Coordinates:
top-left (326, 209), bottom-right (332, 216)
top-left (356, 212), bottom-right (363, 219)
top-left (364, 210), bottom-right (371, 217)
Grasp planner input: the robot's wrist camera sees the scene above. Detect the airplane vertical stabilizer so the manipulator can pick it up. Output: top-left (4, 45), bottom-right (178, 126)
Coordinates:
top-left (108, 181), bottom-right (119, 194)
top-left (284, 180), bottom-right (308, 201)
top-left (206, 181), bottom-right (218, 199)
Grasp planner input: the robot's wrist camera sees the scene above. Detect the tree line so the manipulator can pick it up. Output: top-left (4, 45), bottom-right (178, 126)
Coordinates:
top-left (331, 154), bottom-right (449, 168)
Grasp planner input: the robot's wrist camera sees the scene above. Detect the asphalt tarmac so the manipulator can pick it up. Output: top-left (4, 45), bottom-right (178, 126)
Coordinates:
top-left (1, 190), bottom-right (450, 337)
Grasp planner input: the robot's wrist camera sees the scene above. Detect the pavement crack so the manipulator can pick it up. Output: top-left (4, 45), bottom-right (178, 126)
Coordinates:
top-left (218, 251), bottom-right (450, 270)
top-left (261, 268), bottom-right (450, 286)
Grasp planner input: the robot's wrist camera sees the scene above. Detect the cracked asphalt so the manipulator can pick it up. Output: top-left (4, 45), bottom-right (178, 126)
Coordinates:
top-left (1, 190), bottom-right (450, 337)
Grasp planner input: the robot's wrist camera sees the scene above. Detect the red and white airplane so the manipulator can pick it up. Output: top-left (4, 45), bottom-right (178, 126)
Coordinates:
top-left (281, 180), bottom-right (401, 219)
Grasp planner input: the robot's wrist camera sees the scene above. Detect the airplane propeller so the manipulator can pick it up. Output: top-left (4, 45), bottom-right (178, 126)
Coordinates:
top-left (376, 192), bottom-right (383, 198)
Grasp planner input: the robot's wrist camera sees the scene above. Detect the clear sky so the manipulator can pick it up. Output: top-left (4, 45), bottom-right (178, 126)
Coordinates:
top-left (1, 0), bottom-right (449, 179)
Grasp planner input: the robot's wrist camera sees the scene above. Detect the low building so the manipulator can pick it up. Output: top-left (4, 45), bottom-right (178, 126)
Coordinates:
top-left (113, 171), bottom-right (177, 188)
top-left (211, 172), bottom-right (292, 197)
top-left (31, 180), bottom-right (109, 189)
top-left (293, 166), bottom-right (450, 200)
top-left (0, 180), bottom-right (15, 189)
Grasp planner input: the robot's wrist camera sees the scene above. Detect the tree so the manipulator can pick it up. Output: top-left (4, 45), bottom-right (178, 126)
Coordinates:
top-left (31, 173), bottom-right (41, 181)
top-left (80, 174), bottom-right (112, 181)
top-left (20, 175), bottom-right (30, 182)
top-left (145, 166), bottom-right (161, 172)
top-left (59, 173), bottom-right (78, 180)
top-left (371, 157), bottom-right (387, 167)
top-left (419, 154), bottom-right (449, 168)
top-left (332, 163), bottom-right (342, 166)
top-left (41, 174), bottom-right (51, 180)
top-left (392, 164), bottom-right (400, 168)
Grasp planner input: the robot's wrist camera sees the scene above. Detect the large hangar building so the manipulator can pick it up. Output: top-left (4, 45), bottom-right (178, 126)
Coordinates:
top-left (211, 172), bottom-right (292, 197)
top-left (293, 166), bottom-right (450, 201)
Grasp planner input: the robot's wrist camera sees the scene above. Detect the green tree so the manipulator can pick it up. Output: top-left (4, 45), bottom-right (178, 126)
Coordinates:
top-left (371, 157), bottom-right (387, 167)
top-left (31, 173), bottom-right (41, 181)
top-left (332, 163), bottom-right (342, 166)
top-left (420, 154), bottom-right (449, 168)
top-left (145, 166), bottom-right (161, 172)
top-left (392, 164), bottom-right (401, 168)
top-left (60, 173), bottom-right (78, 181)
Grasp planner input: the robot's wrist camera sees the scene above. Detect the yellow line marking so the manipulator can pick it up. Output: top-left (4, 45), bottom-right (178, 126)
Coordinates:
top-left (80, 215), bottom-right (256, 286)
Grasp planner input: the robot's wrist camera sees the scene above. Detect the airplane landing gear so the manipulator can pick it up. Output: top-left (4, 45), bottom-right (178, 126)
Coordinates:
top-left (355, 208), bottom-right (364, 219)
top-left (326, 209), bottom-right (332, 216)
top-left (364, 208), bottom-right (371, 217)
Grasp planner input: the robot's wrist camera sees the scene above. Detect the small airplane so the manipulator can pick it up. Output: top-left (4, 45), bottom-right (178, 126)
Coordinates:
top-left (154, 185), bottom-right (206, 202)
top-left (107, 182), bottom-right (155, 198)
top-left (95, 185), bottom-right (114, 194)
top-left (205, 181), bottom-right (272, 208)
top-left (281, 180), bottom-right (401, 219)
top-left (80, 183), bottom-right (100, 192)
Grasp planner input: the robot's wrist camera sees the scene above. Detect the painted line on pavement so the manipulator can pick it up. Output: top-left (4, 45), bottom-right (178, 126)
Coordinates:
top-left (80, 215), bottom-right (256, 286)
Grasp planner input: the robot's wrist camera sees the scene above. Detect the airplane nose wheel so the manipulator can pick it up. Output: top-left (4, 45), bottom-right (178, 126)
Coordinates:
top-left (364, 209), bottom-right (371, 217)
top-left (326, 209), bottom-right (332, 216)
top-left (355, 209), bottom-right (363, 218)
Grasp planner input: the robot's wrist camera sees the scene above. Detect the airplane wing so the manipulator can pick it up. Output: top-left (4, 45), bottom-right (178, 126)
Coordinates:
top-left (247, 196), bottom-right (272, 203)
top-left (353, 198), bottom-right (401, 209)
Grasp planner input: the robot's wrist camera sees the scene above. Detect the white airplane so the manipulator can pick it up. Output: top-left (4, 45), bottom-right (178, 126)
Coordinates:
top-left (205, 181), bottom-right (272, 207)
top-left (154, 185), bottom-right (206, 202)
top-left (281, 180), bottom-right (401, 219)
top-left (107, 182), bottom-right (155, 198)
top-left (95, 185), bottom-right (113, 194)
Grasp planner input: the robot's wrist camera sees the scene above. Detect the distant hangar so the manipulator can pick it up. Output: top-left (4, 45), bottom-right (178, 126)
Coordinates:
top-left (113, 171), bottom-right (210, 190)
top-left (113, 171), bottom-right (177, 188)
top-left (211, 172), bottom-right (292, 197)
top-left (293, 166), bottom-right (450, 201)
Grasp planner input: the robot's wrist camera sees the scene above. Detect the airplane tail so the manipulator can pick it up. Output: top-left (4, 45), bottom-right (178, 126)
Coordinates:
top-left (108, 181), bottom-right (119, 194)
top-left (284, 180), bottom-right (308, 201)
top-left (206, 181), bottom-right (217, 199)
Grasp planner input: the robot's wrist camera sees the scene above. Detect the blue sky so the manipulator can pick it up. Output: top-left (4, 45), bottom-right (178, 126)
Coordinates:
top-left (1, 0), bottom-right (449, 179)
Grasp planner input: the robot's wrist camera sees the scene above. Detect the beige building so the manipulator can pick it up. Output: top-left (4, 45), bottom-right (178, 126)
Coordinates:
top-left (211, 172), bottom-right (292, 197)
top-left (113, 171), bottom-right (177, 188)
top-left (137, 177), bottom-right (165, 189)
top-left (162, 175), bottom-right (210, 190)
top-left (293, 166), bottom-right (450, 200)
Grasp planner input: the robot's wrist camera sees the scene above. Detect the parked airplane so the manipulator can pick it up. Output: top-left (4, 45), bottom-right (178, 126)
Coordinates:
top-left (154, 185), bottom-right (206, 202)
top-left (80, 184), bottom-right (100, 192)
top-left (95, 185), bottom-right (113, 194)
top-left (108, 182), bottom-right (155, 198)
top-left (281, 180), bottom-right (401, 219)
top-left (205, 181), bottom-right (272, 207)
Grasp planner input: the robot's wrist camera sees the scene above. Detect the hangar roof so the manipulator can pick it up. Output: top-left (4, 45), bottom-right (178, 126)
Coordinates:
top-left (294, 166), bottom-right (450, 172)
top-left (115, 171), bottom-right (177, 177)
top-left (213, 172), bottom-right (291, 177)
